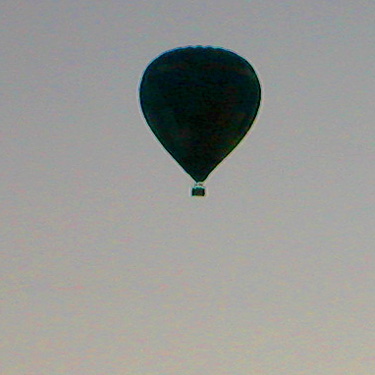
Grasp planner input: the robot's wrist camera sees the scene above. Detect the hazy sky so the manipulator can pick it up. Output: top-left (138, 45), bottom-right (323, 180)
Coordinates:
top-left (1, 1), bottom-right (375, 374)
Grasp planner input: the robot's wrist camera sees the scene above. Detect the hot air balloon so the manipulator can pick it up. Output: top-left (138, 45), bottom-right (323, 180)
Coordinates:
top-left (139, 46), bottom-right (261, 196)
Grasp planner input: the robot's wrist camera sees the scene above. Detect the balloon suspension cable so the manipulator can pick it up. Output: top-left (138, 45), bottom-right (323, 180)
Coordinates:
top-left (192, 182), bottom-right (206, 197)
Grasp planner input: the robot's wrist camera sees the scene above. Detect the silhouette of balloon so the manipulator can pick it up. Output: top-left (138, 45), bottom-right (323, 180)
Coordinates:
top-left (139, 46), bottom-right (261, 196)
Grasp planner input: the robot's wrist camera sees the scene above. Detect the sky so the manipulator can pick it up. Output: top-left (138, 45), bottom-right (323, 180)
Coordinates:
top-left (1, 0), bottom-right (375, 374)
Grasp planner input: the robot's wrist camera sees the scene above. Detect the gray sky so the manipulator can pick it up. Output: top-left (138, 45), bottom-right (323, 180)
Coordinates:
top-left (1, 1), bottom-right (375, 374)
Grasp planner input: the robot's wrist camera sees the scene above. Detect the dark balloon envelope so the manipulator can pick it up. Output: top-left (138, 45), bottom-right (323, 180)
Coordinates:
top-left (139, 46), bottom-right (261, 196)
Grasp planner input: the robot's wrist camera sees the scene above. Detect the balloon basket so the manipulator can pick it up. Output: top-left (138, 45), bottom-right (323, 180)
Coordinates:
top-left (192, 182), bottom-right (205, 197)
